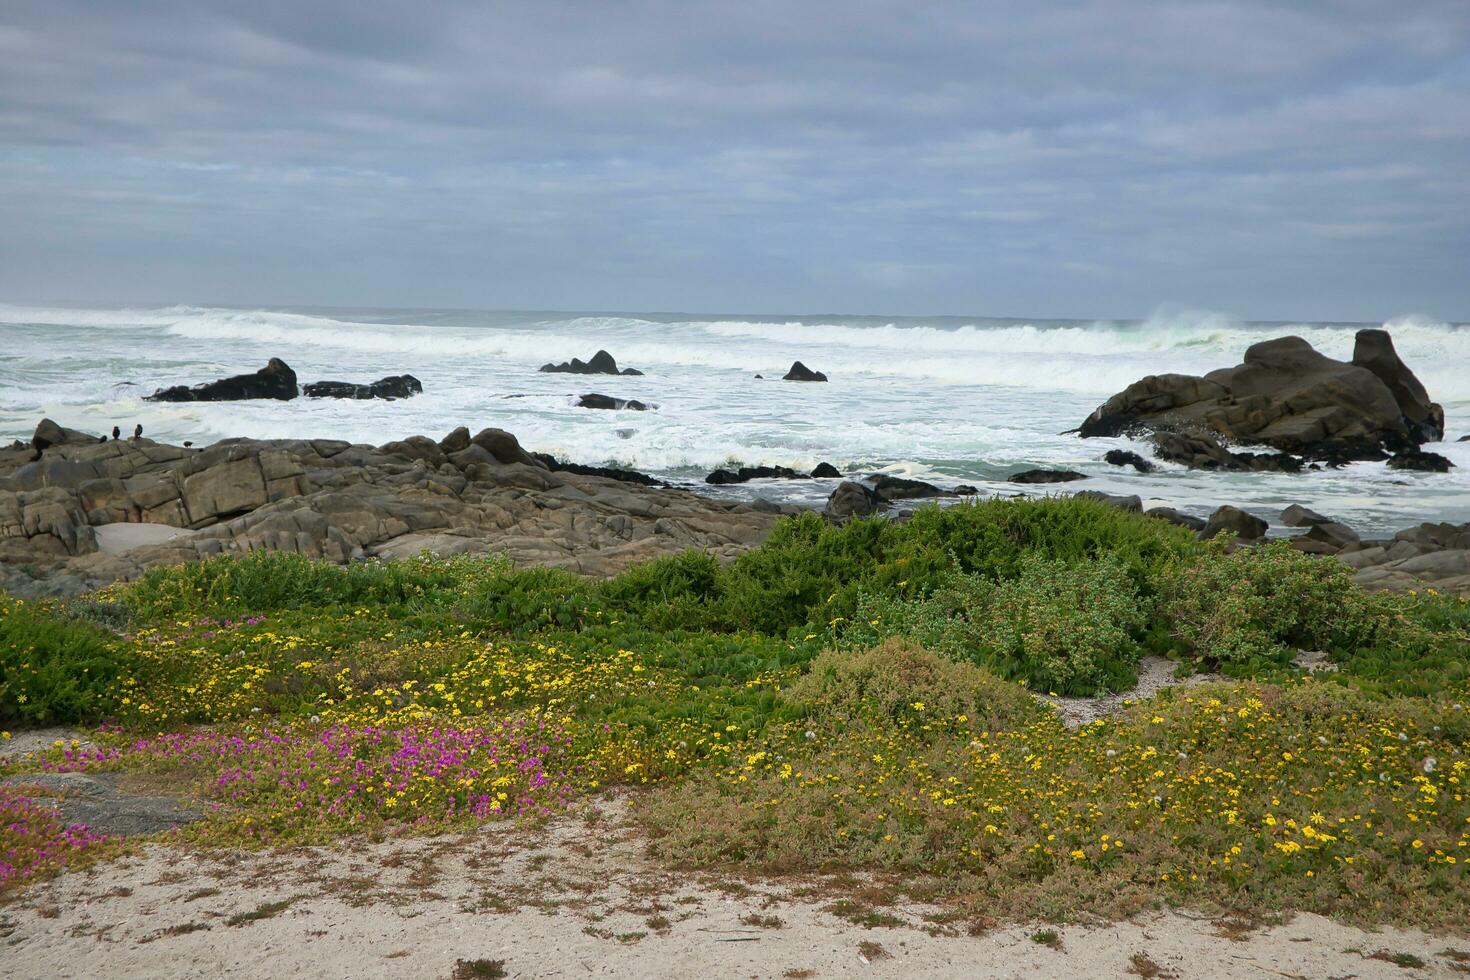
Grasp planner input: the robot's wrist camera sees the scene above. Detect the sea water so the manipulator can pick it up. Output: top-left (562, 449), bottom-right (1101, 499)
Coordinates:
top-left (2, 303), bottom-right (1467, 535)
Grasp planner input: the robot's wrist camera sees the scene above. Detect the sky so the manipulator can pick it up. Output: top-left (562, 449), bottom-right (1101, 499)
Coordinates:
top-left (1, 0), bottom-right (1468, 321)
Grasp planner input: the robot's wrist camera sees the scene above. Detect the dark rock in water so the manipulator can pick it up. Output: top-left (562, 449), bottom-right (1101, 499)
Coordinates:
top-left (706, 465), bottom-right (804, 485)
top-left (1073, 490), bottom-right (1143, 512)
top-left (1008, 468), bottom-right (1087, 484)
top-left (532, 453), bottom-right (662, 486)
top-left (1459, 434), bottom-right (1470, 442)
top-left (870, 474), bottom-right (951, 501)
top-left (826, 480), bottom-right (885, 520)
top-left (1151, 431), bottom-right (1301, 473)
top-left (954, 485), bottom-right (978, 495)
top-left (783, 361), bottom-right (828, 382)
top-left (1353, 329), bottom-right (1444, 443)
top-left (147, 357), bottom-right (298, 402)
top-left (1079, 333), bottom-right (1440, 463)
top-left (1387, 450), bottom-right (1454, 472)
top-left (304, 375), bottom-right (423, 400)
top-left (753, 374), bottom-right (763, 379)
top-left (1104, 449), bottom-right (1155, 473)
top-left (1146, 506), bottom-right (1205, 532)
top-left (439, 426), bottom-right (472, 453)
top-left (539, 350), bottom-right (642, 376)
top-left (1201, 505), bottom-right (1268, 540)
top-left (811, 462), bottom-right (842, 479)
top-left (576, 393), bottom-right (652, 411)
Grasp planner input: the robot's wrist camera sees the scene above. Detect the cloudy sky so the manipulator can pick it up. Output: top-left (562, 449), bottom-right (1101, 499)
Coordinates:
top-left (1, 1), bottom-right (1467, 320)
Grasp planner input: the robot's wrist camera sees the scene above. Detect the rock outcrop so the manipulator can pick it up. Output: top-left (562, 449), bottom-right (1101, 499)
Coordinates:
top-left (303, 375), bottom-right (423, 400)
top-left (1201, 505), bottom-right (1268, 541)
top-left (0, 423), bottom-right (779, 597)
top-left (783, 361), bottom-right (828, 382)
top-left (1008, 468), bottom-right (1087, 484)
top-left (146, 358), bottom-right (299, 402)
top-left (539, 350), bottom-right (643, 376)
top-left (825, 481), bottom-right (884, 521)
top-left (1103, 449), bottom-right (1155, 473)
top-left (1078, 332), bottom-right (1443, 465)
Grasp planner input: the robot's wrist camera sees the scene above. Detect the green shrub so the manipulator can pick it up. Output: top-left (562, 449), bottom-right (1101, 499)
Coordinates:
top-left (0, 598), bottom-right (129, 725)
top-left (600, 551), bottom-right (721, 631)
top-left (453, 565), bottom-right (607, 635)
top-left (1161, 541), bottom-right (1373, 671)
top-left (839, 555), bottom-right (1148, 695)
top-left (785, 638), bottom-right (1046, 731)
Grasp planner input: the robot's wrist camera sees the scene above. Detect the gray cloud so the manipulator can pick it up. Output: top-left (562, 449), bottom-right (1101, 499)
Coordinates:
top-left (1, 0), bottom-right (1467, 319)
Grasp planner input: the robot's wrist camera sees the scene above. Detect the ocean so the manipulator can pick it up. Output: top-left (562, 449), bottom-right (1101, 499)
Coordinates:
top-left (2, 303), bottom-right (1467, 535)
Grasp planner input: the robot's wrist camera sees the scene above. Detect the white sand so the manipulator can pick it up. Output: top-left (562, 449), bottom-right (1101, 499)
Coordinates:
top-left (3, 795), bottom-right (1463, 979)
top-left (93, 523), bottom-right (196, 555)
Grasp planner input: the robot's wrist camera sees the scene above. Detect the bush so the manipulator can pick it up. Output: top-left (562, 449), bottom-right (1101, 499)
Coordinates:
top-left (0, 598), bottom-right (130, 725)
top-left (1161, 542), bottom-right (1374, 671)
top-left (838, 555), bottom-right (1148, 695)
top-left (785, 638), bottom-right (1046, 731)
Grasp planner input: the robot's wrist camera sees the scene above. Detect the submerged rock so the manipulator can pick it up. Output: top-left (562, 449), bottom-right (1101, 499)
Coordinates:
top-left (576, 394), bottom-right (653, 411)
top-left (539, 350), bottom-right (643, 376)
top-left (147, 358), bottom-right (299, 402)
top-left (869, 475), bottom-right (951, 501)
top-left (705, 465), bottom-right (804, 485)
top-left (1008, 468), bottom-right (1087, 484)
top-left (304, 375), bottom-right (423, 400)
top-left (1387, 450), bottom-right (1455, 473)
top-left (1104, 449), bottom-right (1156, 473)
top-left (810, 462), bottom-right (842, 478)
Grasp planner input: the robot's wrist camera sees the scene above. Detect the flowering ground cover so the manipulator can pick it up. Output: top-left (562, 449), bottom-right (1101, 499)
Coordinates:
top-left (2, 498), bottom-right (1468, 926)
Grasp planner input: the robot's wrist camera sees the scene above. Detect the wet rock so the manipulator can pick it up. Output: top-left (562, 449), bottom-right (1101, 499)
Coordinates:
top-left (304, 375), bottom-right (423, 400)
top-left (783, 361), bottom-right (828, 382)
top-left (1103, 449), bottom-right (1155, 473)
top-left (1008, 468), bottom-right (1087, 484)
top-left (1353, 328), bottom-right (1444, 443)
top-left (705, 465), bottom-right (804, 485)
top-left (146, 357), bottom-right (299, 402)
top-left (811, 462), bottom-right (842, 478)
top-left (539, 350), bottom-right (642, 375)
top-left (1201, 505), bottom-right (1268, 541)
top-left (869, 475), bottom-right (951, 501)
top-left (1073, 490), bottom-right (1143, 512)
top-left (576, 393), bottom-right (652, 411)
top-left (1281, 504), bottom-right (1335, 527)
top-left (1386, 450), bottom-right (1454, 472)
top-left (533, 453), bottom-right (662, 486)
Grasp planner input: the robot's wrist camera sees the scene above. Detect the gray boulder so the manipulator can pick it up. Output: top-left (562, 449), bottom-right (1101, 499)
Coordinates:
top-left (1201, 505), bottom-right (1268, 541)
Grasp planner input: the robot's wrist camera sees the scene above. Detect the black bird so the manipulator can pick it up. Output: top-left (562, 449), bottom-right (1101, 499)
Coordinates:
top-left (112, 426), bottom-right (120, 441)
top-left (133, 423), bottom-right (143, 440)
top-left (183, 441), bottom-right (193, 448)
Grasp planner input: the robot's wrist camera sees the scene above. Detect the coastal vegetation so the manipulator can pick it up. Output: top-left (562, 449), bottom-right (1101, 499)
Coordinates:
top-left (3, 497), bottom-right (1468, 928)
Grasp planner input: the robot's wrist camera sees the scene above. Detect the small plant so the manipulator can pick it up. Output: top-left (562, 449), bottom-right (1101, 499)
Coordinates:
top-left (450, 959), bottom-right (507, 980)
top-left (856, 940), bottom-right (890, 962)
top-left (1126, 952), bottom-right (1176, 978)
top-left (739, 912), bottom-right (785, 929)
top-left (1031, 928), bottom-right (1062, 950)
top-left (1367, 950), bottom-right (1428, 969)
top-left (225, 899), bottom-right (292, 927)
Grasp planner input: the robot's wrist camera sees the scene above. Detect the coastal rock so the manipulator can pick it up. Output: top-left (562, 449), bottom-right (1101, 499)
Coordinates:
top-left (1304, 521), bottom-right (1360, 551)
top-left (1008, 468), bottom-right (1087, 484)
top-left (811, 462), bottom-right (842, 478)
top-left (469, 428), bottom-right (547, 469)
top-left (1201, 505), bottom-right (1268, 541)
top-left (1281, 504), bottom-right (1334, 527)
top-left (539, 350), bottom-right (643, 376)
top-left (869, 475), bottom-right (951, 501)
top-left (304, 375), bottom-right (423, 400)
top-left (1386, 450), bottom-right (1454, 473)
top-left (1073, 490), bottom-right (1143, 512)
top-left (1080, 332), bottom-right (1439, 463)
top-left (1145, 506), bottom-right (1205, 532)
top-left (576, 393), bottom-right (652, 411)
top-left (1352, 329), bottom-right (1444, 443)
top-left (782, 361), bottom-right (828, 382)
top-left (439, 426), bottom-right (472, 453)
top-left (1103, 449), bottom-right (1155, 473)
top-left (33, 418), bottom-right (100, 450)
top-left (825, 481), bottom-right (884, 520)
top-left (146, 358), bottom-right (299, 402)
top-left (531, 453), bottom-right (662, 487)
top-left (705, 465), bottom-right (804, 485)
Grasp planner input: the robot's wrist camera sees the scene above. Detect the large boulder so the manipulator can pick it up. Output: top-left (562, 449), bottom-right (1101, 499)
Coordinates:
top-left (304, 375), bottom-right (423, 400)
top-left (539, 350), bottom-right (643, 376)
top-left (825, 481), bottom-right (884, 520)
top-left (1387, 450), bottom-right (1454, 473)
top-left (783, 361), bottom-right (828, 382)
top-left (469, 428), bottom-right (546, 469)
top-left (576, 393), bottom-right (652, 411)
top-left (1201, 505), bottom-right (1268, 541)
top-left (1079, 332), bottom-right (1439, 462)
top-left (869, 475), bottom-right (952, 501)
top-left (1352, 329), bottom-right (1444, 443)
top-left (147, 358), bottom-right (299, 402)
top-left (1008, 468), bottom-right (1087, 484)
top-left (32, 419), bottom-right (100, 450)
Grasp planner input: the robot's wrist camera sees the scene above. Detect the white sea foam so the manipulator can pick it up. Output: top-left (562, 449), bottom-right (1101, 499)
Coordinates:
top-left (2, 302), bottom-right (1467, 533)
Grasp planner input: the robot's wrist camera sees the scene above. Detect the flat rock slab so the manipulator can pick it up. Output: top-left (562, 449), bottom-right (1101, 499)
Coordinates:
top-left (2, 771), bottom-right (202, 836)
top-left (93, 522), bottom-right (197, 554)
